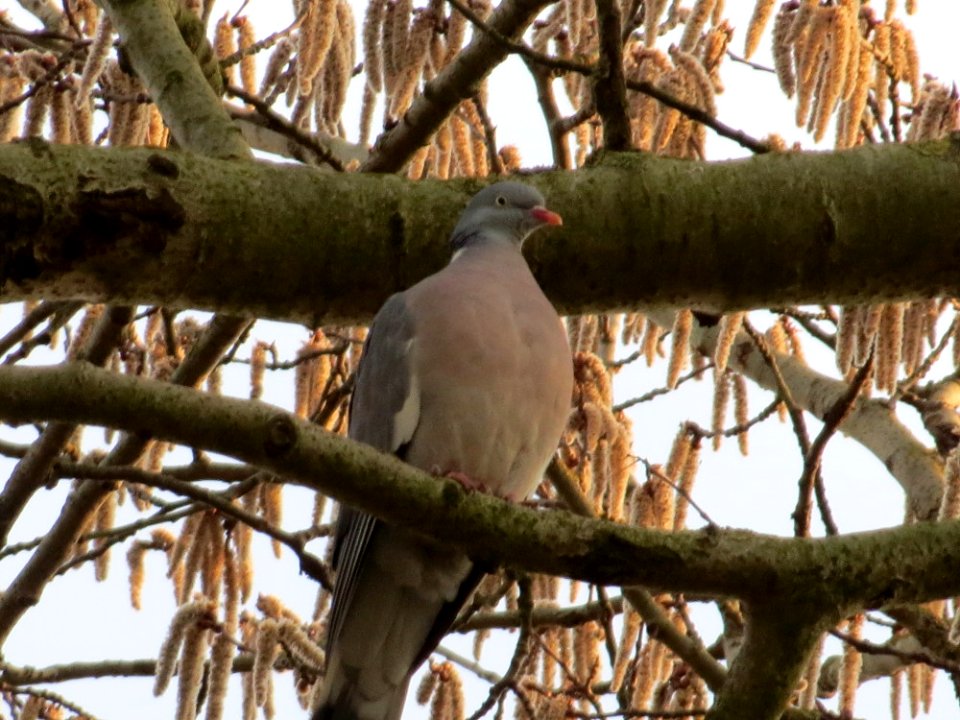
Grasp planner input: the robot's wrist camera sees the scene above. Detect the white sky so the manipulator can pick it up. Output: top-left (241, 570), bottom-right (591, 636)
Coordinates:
top-left (1, 1), bottom-right (959, 719)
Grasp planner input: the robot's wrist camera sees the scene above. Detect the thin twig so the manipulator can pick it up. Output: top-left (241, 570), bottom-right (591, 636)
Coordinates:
top-left (446, 0), bottom-right (770, 154)
top-left (830, 628), bottom-right (960, 675)
top-left (0, 23), bottom-right (82, 46)
top-left (794, 354), bottom-right (875, 539)
top-left (725, 50), bottom-right (776, 74)
top-left (533, 634), bottom-right (607, 715)
top-left (70, 464), bottom-right (333, 589)
top-left (0, 499), bottom-right (187, 561)
top-left (457, 595), bottom-right (625, 632)
top-left (217, 318), bottom-right (256, 366)
top-left (555, 98), bottom-right (597, 135)
top-left (444, 0), bottom-right (588, 75)
top-left (687, 399), bottom-right (780, 441)
top-left (0, 301), bottom-right (82, 358)
top-left (742, 317), bottom-right (844, 534)
top-left (892, 314), bottom-right (959, 403)
top-left (545, 457), bottom-right (726, 692)
top-left (465, 574), bottom-right (538, 720)
top-left (595, 585), bottom-right (620, 665)
top-left (641, 458), bottom-right (718, 529)
top-left (7, 687), bottom-right (101, 720)
top-left (0, 45), bottom-right (83, 117)
top-left (469, 93), bottom-right (505, 174)
top-left (774, 307), bottom-right (837, 350)
top-left (0, 654), bottom-right (262, 685)
top-left (228, 341), bottom-right (349, 370)
top-left (741, 320), bottom-right (807, 437)
top-left (570, 709), bottom-right (708, 719)
top-left (613, 363), bottom-right (713, 412)
top-left (362, 0), bottom-right (556, 171)
top-left (225, 84), bottom-right (345, 171)
top-left (434, 645), bottom-right (503, 684)
top-left (2, 302), bottom-right (84, 365)
top-left (219, 16), bottom-right (301, 68)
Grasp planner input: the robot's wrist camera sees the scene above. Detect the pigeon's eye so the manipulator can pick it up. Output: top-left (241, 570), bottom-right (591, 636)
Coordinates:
top-left (495, 195), bottom-right (507, 206)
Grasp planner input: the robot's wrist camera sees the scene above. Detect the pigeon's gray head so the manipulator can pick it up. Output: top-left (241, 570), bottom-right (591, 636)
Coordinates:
top-left (449, 181), bottom-right (562, 252)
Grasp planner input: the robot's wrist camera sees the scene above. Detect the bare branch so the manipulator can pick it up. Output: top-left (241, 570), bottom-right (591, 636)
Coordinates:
top-left (362, 0), bottom-right (555, 172)
top-left (226, 84), bottom-right (347, 170)
top-left (0, 361), bottom-right (958, 607)
top-left (0, 315), bottom-right (248, 649)
top-left (0, 305), bottom-right (134, 548)
top-left (592, 0), bottom-right (630, 150)
top-left (70, 462), bottom-right (333, 589)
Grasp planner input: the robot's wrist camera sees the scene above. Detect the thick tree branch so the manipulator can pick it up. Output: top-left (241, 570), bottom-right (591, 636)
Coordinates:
top-left (548, 458), bottom-right (727, 690)
top-left (0, 362), bottom-right (958, 608)
top-left (3, 141), bottom-right (960, 320)
top-left (7, 4), bottom-right (261, 660)
top-left (709, 606), bottom-right (829, 720)
top-left (99, 0), bottom-right (246, 158)
top-left (648, 310), bottom-right (945, 521)
top-left (0, 0), bottom-right (258, 651)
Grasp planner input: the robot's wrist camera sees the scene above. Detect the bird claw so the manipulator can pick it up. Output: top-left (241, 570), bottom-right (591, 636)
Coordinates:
top-left (431, 467), bottom-right (496, 494)
top-left (444, 470), bottom-right (488, 493)
top-left (432, 468), bottom-right (520, 501)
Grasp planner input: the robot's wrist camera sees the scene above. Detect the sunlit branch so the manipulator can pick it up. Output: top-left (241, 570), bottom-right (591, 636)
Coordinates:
top-left (362, 0), bottom-right (555, 172)
top-left (526, 57), bottom-right (573, 169)
top-left (226, 84), bottom-right (347, 170)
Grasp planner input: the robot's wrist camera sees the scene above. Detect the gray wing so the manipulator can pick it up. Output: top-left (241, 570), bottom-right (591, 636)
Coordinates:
top-left (347, 293), bottom-right (420, 454)
top-left (326, 293), bottom-right (420, 653)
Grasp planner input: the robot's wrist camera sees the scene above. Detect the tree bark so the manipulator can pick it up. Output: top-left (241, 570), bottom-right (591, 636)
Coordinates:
top-left (0, 361), bottom-right (958, 607)
top-left (2, 140), bottom-right (960, 322)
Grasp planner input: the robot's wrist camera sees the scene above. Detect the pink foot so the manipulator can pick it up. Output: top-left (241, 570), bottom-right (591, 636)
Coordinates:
top-left (431, 466), bottom-right (494, 494)
top-left (446, 470), bottom-right (489, 493)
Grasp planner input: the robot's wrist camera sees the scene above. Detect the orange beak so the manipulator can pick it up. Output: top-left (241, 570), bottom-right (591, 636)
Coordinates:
top-left (530, 206), bottom-right (563, 226)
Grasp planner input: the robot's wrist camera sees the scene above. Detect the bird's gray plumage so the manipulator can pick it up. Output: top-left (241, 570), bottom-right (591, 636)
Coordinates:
top-left (312, 181), bottom-right (572, 720)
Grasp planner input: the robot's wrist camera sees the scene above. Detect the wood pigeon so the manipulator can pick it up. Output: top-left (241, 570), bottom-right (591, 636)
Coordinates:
top-left (312, 181), bottom-right (573, 720)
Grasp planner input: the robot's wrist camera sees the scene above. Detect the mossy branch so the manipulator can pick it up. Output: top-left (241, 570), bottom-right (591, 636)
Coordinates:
top-left (2, 140), bottom-right (960, 321)
top-left (0, 361), bottom-right (956, 606)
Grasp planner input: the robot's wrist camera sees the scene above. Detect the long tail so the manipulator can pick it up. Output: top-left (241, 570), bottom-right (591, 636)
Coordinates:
top-left (311, 674), bottom-right (410, 720)
top-left (311, 522), bottom-right (476, 720)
